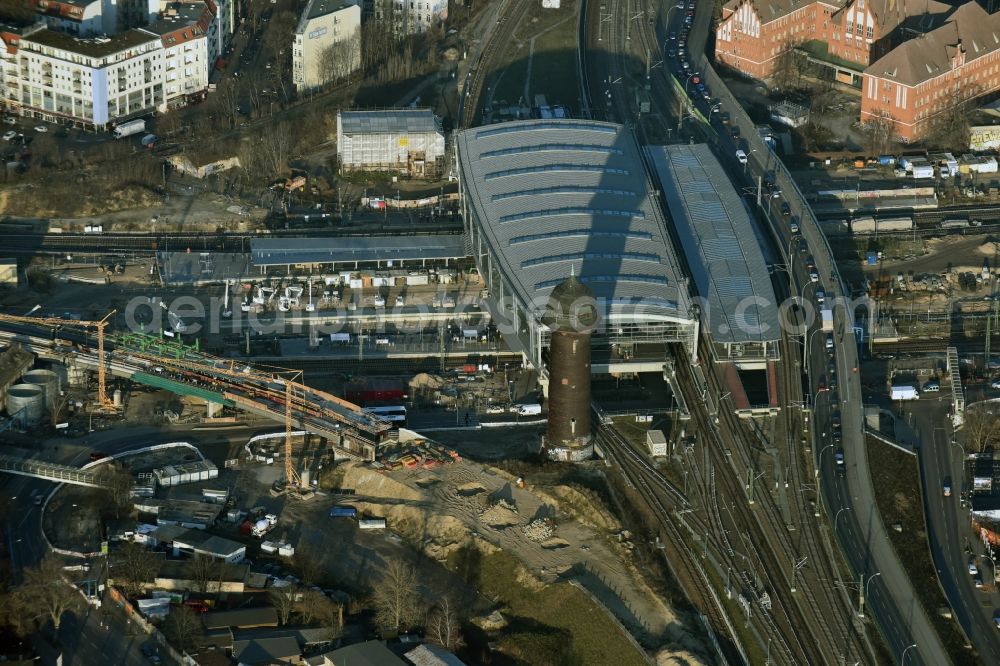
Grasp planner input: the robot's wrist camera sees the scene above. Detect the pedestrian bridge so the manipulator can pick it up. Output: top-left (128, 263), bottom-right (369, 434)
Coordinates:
top-left (0, 452), bottom-right (104, 487)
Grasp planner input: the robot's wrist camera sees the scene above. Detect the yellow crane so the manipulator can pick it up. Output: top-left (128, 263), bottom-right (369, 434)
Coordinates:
top-left (0, 310), bottom-right (117, 410)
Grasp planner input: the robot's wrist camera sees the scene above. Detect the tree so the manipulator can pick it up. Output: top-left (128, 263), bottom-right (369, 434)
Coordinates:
top-left (11, 554), bottom-right (84, 633)
top-left (185, 554), bottom-right (217, 594)
top-left (963, 410), bottom-right (1000, 453)
top-left (97, 463), bottom-right (134, 518)
top-left (292, 545), bottom-right (323, 586)
top-left (319, 31), bottom-right (361, 86)
top-left (113, 541), bottom-right (158, 598)
top-left (269, 586), bottom-right (297, 625)
top-left (163, 605), bottom-right (201, 652)
top-left (298, 588), bottom-right (341, 634)
top-left (427, 594), bottom-right (463, 651)
top-left (372, 558), bottom-right (420, 631)
top-left (863, 109), bottom-right (897, 155)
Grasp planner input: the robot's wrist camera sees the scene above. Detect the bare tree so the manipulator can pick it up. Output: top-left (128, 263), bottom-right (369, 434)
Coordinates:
top-left (427, 594), bottom-right (463, 651)
top-left (863, 109), bottom-right (897, 155)
top-left (298, 588), bottom-right (341, 632)
top-left (11, 555), bottom-right (84, 633)
top-left (269, 586), bottom-right (297, 625)
top-left (963, 410), bottom-right (1000, 453)
top-left (319, 30), bottom-right (361, 86)
top-left (164, 605), bottom-right (201, 652)
top-left (97, 463), bottom-right (134, 518)
top-left (185, 554), bottom-right (217, 594)
top-left (113, 541), bottom-right (158, 598)
top-left (372, 558), bottom-right (420, 631)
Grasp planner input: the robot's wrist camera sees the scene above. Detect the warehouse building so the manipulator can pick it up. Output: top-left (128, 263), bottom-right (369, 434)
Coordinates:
top-left (292, 0), bottom-right (360, 91)
top-left (336, 109), bottom-right (446, 178)
top-left (456, 120), bottom-right (699, 380)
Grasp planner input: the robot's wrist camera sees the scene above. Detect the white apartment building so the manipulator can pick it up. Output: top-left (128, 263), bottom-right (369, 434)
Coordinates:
top-left (147, 3), bottom-right (210, 108)
top-left (14, 28), bottom-right (164, 129)
top-left (292, 0), bottom-right (360, 92)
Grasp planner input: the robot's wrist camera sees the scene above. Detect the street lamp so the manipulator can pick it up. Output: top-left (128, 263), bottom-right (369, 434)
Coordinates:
top-left (835, 506), bottom-right (852, 531)
top-left (859, 571), bottom-right (881, 618)
top-left (901, 644), bottom-right (917, 666)
top-left (684, 71), bottom-right (700, 93)
top-left (817, 443), bottom-right (834, 478)
top-left (743, 147), bottom-right (757, 176)
top-left (805, 326), bottom-right (827, 370)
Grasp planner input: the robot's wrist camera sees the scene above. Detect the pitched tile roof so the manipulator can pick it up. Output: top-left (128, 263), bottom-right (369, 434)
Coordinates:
top-left (866, 1), bottom-right (1000, 86)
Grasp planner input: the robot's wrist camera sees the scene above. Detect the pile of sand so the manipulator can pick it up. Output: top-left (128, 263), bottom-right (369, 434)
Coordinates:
top-left (409, 373), bottom-right (444, 390)
top-left (341, 463), bottom-right (423, 501)
top-left (977, 241), bottom-right (1000, 256)
top-left (539, 484), bottom-right (620, 533)
top-left (480, 499), bottom-right (520, 528)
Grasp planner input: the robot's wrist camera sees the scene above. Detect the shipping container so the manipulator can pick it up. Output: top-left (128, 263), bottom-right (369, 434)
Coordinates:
top-left (879, 217), bottom-right (913, 232)
top-left (851, 216), bottom-right (876, 233)
top-left (359, 518), bottom-right (387, 530)
top-left (821, 309), bottom-right (834, 332)
top-left (891, 385), bottom-right (919, 400)
top-left (329, 506), bottom-right (358, 518)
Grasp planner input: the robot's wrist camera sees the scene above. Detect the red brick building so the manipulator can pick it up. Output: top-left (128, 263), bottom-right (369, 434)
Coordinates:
top-left (861, 2), bottom-right (1000, 141)
top-left (715, 0), bottom-right (951, 80)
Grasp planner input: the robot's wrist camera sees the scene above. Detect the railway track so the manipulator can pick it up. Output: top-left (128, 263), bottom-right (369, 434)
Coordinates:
top-left (595, 421), bottom-right (749, 666)
top-left (460, 0), bottom-right (533, 129)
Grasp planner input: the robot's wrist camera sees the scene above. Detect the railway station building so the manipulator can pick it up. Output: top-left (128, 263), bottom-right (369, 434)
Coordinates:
top-left (455, 120), bottom-right (700, 382)
top-left (646, 143), bottom-right (782, 416)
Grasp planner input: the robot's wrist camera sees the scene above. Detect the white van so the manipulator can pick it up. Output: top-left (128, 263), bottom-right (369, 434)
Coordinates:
top-left (923, 381), bottom-right (940, 392)
top-left (825, 334), bottom-right (834, 350)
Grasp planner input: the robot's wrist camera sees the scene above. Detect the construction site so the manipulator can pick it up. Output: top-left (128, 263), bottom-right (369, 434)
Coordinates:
top-left (0, 238), bottom-right (710, 666)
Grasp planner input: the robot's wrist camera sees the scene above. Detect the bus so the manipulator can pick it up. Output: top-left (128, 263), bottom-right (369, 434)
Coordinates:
top-left (363, 405), bottom-right (407, 427)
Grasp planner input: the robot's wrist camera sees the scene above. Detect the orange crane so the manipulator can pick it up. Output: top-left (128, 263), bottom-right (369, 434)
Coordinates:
top-left (0, 310), bottom-right (117, 410)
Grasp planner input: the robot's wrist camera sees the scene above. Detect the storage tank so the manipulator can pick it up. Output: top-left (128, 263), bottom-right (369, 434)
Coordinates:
top-left (542, 273), bottom-right (599, 457)
top-left (6, 384), bottom-right (45, 427)
top-left (22, 369), bottom-right (59, 411)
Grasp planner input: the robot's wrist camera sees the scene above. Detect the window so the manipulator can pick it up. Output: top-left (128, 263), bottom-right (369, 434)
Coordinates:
top-left (866, 25), bottom-right (873, 39)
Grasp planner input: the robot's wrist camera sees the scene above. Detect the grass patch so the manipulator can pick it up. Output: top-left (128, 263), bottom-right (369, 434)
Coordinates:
top-left (448, 548), bottom-right (647, 666)
top-left (867, 436), bottom-right (983, 664)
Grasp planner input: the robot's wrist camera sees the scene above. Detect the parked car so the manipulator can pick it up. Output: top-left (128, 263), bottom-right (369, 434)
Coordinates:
top-left (2, 131), bottom-right (15, 141)
top-left (2, 117), bottom-right (15, 125)
top-left (992, 378), bottom-right (1000, 389)
top-left (34, 125), bottom-right (47, 133)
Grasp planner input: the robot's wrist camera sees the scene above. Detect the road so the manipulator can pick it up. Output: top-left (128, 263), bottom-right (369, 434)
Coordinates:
top-left (912, 399), bottom-right (1000, 663)
top-left (2, 424), bottom-right (267, 665)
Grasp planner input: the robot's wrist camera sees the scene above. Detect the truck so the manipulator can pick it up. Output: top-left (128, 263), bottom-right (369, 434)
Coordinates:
top-left (113, 119), bottom-right (145, 139)
top-left (821, 308), bottom-right (834, 333)
top-left (890, 385), bottom-right (919, 401)
top-left (251, 518), bottom-right (271, 537)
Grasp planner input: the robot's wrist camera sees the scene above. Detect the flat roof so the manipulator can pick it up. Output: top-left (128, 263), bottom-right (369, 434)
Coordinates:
top-left (298, 0), bottom-right (356, 28)
top-left (22, 28), bottom-right (159, 57)
top-left (456, 120), bottom-right (689, 322)
top-left (250, 235), bottom-right (467, 267)
top-left (338, 109), bottom-right (442, 136)
top-left (645, 144), bottom-right (780, 344)
top-left (157, 251), bottom-right (249, 286)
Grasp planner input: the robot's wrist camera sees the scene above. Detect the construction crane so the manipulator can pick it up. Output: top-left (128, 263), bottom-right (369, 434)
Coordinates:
top-left (0, 310), bottom-right (117, 410)
top-left (285, 378), bottom-right (300, 487)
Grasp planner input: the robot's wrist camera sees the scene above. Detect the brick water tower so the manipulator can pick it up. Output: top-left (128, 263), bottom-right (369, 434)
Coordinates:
top-left (542, 272), bottom-right (599, 460)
